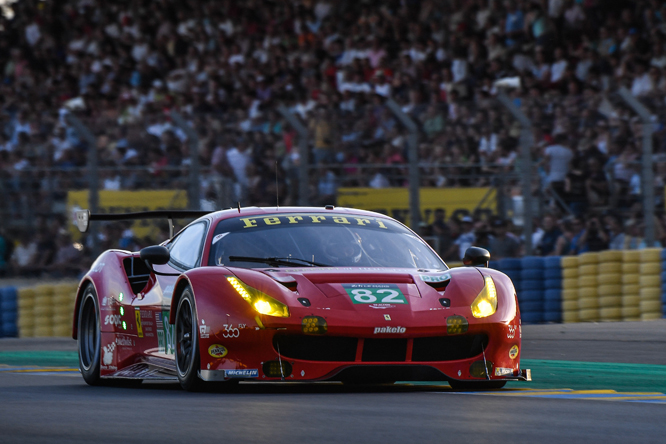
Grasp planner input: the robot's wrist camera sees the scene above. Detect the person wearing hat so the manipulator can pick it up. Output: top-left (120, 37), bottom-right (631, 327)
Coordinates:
top-left (445, 215), bottom-right (476, 260)
top-left (489, 219), bottom-right (520, 259)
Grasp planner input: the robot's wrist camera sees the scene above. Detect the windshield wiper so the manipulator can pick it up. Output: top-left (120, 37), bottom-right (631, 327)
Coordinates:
top-left (228, 256), bottom-right (330, 267)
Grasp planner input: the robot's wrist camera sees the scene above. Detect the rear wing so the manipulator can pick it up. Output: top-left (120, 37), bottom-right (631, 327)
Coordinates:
top-left (75, 209), bottom-right (211, 238)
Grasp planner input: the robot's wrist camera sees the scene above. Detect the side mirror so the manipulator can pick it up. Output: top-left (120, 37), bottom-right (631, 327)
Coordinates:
top-left (463, 247), bottom-right (490, 267)
top-left (140, 246), bottom-right (170, 265)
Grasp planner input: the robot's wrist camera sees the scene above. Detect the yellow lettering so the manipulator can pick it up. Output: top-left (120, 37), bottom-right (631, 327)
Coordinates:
top-left (263, 217), bottom-right (281, 225)
top-left (287, 216), bottom-right (304, 224)
top-left (375, 219), bottom-right (388, 229)
top-left (309, 216), bottom-right (326, 223)
top-left (333, 216), bottom-right (350, 224)
top-left (354, 218), bottom-right (371, 226)
top-left (240, 218), bottom-right (258, 228)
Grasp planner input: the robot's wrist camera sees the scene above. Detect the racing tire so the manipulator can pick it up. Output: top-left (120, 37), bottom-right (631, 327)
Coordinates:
top-left (562, 268), bottom-right (578, 279)
top-left (78, 285), bottom-right (102, 386)
top-left (448, 379), bottom-right (507, 390)
top-left (175, 287), bottom-right (205, 392)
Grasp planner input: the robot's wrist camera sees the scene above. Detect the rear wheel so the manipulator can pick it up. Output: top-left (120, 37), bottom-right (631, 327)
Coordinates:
top-left (78, 285), bottom-right (102, 386)
top-left (175, 287), bottom-right (204, 391)
top-left (448, 379), bottom-right (507, 390)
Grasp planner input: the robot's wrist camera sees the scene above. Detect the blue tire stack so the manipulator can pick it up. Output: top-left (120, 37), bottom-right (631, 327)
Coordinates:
top-left (0, 287), bottom-right (18, 337)
top-left (543, 256), bottom-right (562, 323)
top-left (519, 256), bottom-right (545, 324)
top-left (662, 250), bottom-right (666, 318)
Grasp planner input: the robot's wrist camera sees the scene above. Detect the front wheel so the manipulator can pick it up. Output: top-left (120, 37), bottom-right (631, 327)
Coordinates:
top-left (175, 287), bottom-right (204, 391)
top-left (78, 285), bottom-right (102, 386)
top-left (448, 379), bottom-right (507, 390)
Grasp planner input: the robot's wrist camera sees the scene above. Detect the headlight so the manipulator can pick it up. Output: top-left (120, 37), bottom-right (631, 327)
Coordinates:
top-left (471, 276), bottom-right (497, 318)
top-left (227, 276), bottom-right (290, 318)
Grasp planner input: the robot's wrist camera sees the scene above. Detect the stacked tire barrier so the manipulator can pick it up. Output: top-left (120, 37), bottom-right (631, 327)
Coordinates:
top-left (639, 249), bottom-right (662, 321)
top-left (622, 250), bottom-right (641, 321)
top-left (662, 249), bottom-right (666, 318)
top-left (543, 257), bottom-right (562, 323)
top-left (519, 256), bottom-right (545, 324)
top-left (0, 287), bottom-right (18, 337)
top-left (561, 256), bottom-right (579, 323)
top-left (598, 250), bottom-right (623, 322)
top-left (13, 282), bottom-right (78, 338)
top-left (578, 253), bottom-right (599, 322)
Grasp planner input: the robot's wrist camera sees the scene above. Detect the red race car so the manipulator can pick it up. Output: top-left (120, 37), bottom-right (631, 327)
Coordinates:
top-left (72, 206), bottom-right (530, 390)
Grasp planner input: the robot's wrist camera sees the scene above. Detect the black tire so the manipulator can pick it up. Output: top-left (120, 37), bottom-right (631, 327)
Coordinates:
top-left (78, 285), bottom-right (102, 386)
top-left (448, 379), bottom-right (507, 390)
top-left (175, 287), bottom-right (204, 391)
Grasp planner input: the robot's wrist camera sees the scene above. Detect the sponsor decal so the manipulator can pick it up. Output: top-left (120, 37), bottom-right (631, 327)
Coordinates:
top-left (91, 261), bottom-right (105, 273)
top-left (199, 319), bottom-right (210, 339)
top-left (238, 214), bottom-right (389, 230)
top-left (115, 335), bottom-right (133, 347)
top-left (224, 369), bottom-right (259, 378)
top-left (208, 344), bottom-right (228, 358)
top-left (135, 309), bottom-right (143, 338)
top-left (156, 311), bottom-right (175, 355)
top-left (222, 324), bottom-right (240, 338)
top-left (140, 310), bottom-right (152, 319)
top-left (509, 345), bottom-right (519, 359)
top-left (103, 342), bottom-right (116, 366)
top-left (369, 304), bottom-right (396, 309)
top-left (507, 325), bottom-right (517, 339)
top-left (342, 284), bottom-right (408, 305)
top-left (384, 314), bottom-right (391, 321)
top-left (495, 367), bottom-right (514, 377)
top-left (420, 274), bottom-right (451, 283)
top-left (373, 326), bottom-right (406, 334)
top-left (104, 314), bottom-right (121, 327)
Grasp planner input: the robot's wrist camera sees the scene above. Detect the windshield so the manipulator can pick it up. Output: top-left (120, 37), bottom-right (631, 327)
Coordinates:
top-left (208, 213), bottom-right (447, 270)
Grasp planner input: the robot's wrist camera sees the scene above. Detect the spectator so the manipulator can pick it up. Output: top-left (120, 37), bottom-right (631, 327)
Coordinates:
top-left (543, 133), bottom-right (574, 201)
top-left (10, 232), bottom-right (37, 276)
top-left (446, 216), bottom-right (476, 260)
top-left (536, 215), bottom-right (562, 256)
top-left (489, 219), bottom-right (521, 259)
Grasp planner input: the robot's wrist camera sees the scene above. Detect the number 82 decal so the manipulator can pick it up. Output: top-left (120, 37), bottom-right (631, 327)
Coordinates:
top-left (342, 284), bottom-right (408, 304)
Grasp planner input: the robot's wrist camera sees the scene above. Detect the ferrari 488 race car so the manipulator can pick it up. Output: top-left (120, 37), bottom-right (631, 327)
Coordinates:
top-left (72, 206), bottom-right (530, 391)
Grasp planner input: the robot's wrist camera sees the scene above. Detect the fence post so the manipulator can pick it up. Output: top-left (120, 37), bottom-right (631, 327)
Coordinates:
top-left (385, 99), bottom-right (420, 235)
top-left (617, 87), bottom-right (656, 246)
top-left (170, 110), bottom-right (201, 210)
top-left (66, 113), bottom-right (99, 255)
top-left (497, 92), bottom-right (534, 255)
top-left (277, 105), bottom-right (309, 206)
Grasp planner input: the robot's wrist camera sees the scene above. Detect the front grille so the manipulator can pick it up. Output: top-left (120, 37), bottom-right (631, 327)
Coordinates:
top-left (274, 335), bottom-right (357, 361)
top-left (411, 334), bottom-right (488, 361)
top-left (361, 339), bottom-right (408, 362)
top-left (273, 334), bottom-right (488, 363)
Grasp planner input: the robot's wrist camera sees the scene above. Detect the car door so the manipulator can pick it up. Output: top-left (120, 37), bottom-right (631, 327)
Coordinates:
top-left (134, 221), bottom-right (208, 357)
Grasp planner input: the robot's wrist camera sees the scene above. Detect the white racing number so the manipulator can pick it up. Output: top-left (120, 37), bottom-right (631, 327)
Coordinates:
top-left (351, 289), bottom-right (404, 304)
top-left (344, 284), bottom-right (408, 305)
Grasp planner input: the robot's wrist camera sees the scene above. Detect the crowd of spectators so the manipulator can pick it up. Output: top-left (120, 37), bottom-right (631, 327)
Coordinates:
top-left (4, 0), bottom-right (666, 271)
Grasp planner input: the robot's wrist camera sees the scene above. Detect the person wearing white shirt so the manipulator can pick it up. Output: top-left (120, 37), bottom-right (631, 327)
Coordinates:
top-left (631, 64), bottom-right (654, 97)
top-left (550, 47), bottom-right (568, 83)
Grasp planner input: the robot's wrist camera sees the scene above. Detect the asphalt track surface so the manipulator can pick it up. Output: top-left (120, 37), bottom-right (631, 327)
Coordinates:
top-left (1, 321), bottom-right (665, 444)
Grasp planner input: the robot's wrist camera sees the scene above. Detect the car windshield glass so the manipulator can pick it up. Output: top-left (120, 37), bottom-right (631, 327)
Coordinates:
top-left (208, 213), bottom-right (447, 270)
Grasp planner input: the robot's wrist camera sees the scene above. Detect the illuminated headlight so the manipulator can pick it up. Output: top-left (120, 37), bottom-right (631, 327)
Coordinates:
top-left (471, 276), bottom-right (497, 318)
top-left (227, 277), bottom-right (290, 318)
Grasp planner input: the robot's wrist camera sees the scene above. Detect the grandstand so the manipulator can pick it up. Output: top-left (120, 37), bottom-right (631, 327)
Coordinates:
top-left (2, 0), bottom-right (666, 276)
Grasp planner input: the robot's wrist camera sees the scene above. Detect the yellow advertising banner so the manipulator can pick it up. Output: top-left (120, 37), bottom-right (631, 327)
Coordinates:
top-left (337, 188), bottom-right (496, 226)
top-left (67, 190), bottom-right (188, 240)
